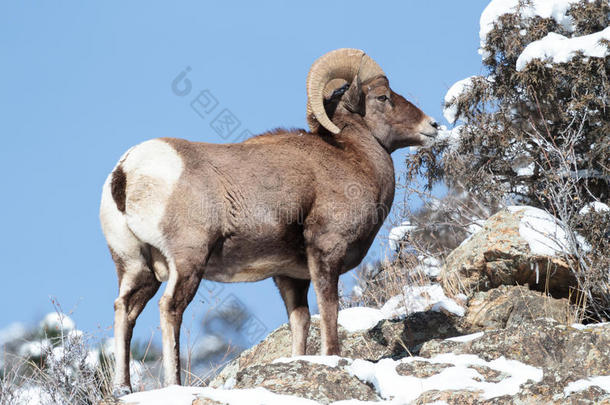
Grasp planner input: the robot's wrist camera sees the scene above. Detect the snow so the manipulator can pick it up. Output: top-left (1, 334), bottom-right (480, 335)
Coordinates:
top-left (508, 206), bottom-right (589, 256)
top-left (512, 159), bottom-right (535, 177)
top-left (479, 0), bottom-right (583, 57)
top-left (0, 322), bottom-right (27, 346)
top-left (466, 218), bottom-right (486, 236)
top-left (388, 221), bottom-right (416, 251)
top-left (347, 353), bottom-right (543, 403)
top-left (516, 27), bottom-right (610, 71)
top-left (443, 77), bottom-right (476, 123)
top-left (121, 385), bottom-right (320, 405)
top-left (570, 322), bottom-right (609, 331)
top-left (436, 125), bottom-right (463, 151)
top-left (564, 375), bottom-right (610, 396)
top-left (191, 334), bottom-right (226, 358)
top-left (18, 338), bottom-right (51, 358)
top-left (579, 201), bottom-right (610, 215)
top-left (400, 284), bottom-right (465, 317)
top-left (13, 386), bottom-right (53, 405)
top-left (40, 312), bottom-right (75, 332)
top-left (446, 331), bottom-right (485, 343)
top-left (337, 284), bottom-right (465, 332)
top-left (414, 256), bottom-right (442, 278)
top-left (338, 307), bottom-right (387, 332)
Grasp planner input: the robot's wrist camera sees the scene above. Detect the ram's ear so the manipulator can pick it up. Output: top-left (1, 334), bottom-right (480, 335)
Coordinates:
top-left (342, 76), bottom-right (365, 116)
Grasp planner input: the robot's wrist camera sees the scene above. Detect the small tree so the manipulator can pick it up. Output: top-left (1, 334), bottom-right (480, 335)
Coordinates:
top-left (405, 0), bottom-right (609, 320)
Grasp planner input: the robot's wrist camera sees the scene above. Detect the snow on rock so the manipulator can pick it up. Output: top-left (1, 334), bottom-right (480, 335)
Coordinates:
top-left (570, 321), bottom-right (610, 331)
top-left (388, 221), bottom-right (416, 251)
top-left (347, 353), bottom-right (543, 403)
top-left (479, 0), bottom-right (583, 57)
top-left (337, 284), bottom-right (465, 332)
top-left (121, 385), bottom-right (320, 405)
top-left (40, 312), bottom-right (75, 332)
top-left (579, 201), bottom-right (610, 215)
top-left (564, 375), bottom-right (610, 396)
top-left (446, 331), bottom-right (485, 343)
top-left (338, 307), bottom-right (389, 333)
top-left (508, 206), bottom-right (590, 256)
top-left (466, 219), bottom-right (486, 236)
top-left (399, 284), bottom-right (465, 317)
top-left (270, 352), bottom-right (542, 403)
top-left (516, 27), bottom-right (610, 71)
top-left (443, 77), bottom-right (476, 124)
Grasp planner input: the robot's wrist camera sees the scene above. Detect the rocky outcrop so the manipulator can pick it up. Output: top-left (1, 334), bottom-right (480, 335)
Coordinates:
top-left (210, 310), bottom-right (462, 389)
top-left (194, 316), bottom-right (610, 404)
top-left (419, 318), bottom-right (610, 404)
top-left (210, 285), bottom-right (577, 394)
top-left (120, 283), bottom-right (608, 404)
top-left (440, 207), bottom-right (578, 298)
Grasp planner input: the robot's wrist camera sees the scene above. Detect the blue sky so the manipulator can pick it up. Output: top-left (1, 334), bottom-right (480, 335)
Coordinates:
top-left (0, 1), bottom-right (489, 347)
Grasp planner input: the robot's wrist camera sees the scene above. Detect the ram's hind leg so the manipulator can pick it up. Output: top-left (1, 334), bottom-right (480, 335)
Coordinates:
top-left (159, 256), bottom-right (205, 386)
top-left (111, 250), bottom-right (160, 396)
top-left (274, 276), bottom-right (310, 356)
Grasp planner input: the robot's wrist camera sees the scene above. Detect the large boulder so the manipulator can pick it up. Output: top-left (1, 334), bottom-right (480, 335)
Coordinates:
top-left (461, 285), bottom-right (571, 331)
top-left (440, 207), bottom-right (578, 299)
top-left (229, 360), bottom-right (379, 403)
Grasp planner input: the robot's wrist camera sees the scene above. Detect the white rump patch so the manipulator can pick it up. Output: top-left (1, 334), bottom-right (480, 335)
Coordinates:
top-left (121, 139), bottom-right (184, 261)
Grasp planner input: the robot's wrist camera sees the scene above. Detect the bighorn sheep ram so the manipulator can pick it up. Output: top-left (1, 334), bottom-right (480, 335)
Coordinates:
top-left (100, 48), bottom-right (438, 395)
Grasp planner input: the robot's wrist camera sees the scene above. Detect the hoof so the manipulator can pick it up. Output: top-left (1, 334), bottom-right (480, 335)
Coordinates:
top-left (112, 385), bottom-right (132, 398)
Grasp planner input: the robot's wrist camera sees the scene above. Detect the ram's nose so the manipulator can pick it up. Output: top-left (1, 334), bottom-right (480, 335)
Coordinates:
top-left (419, 117), bottom-right (439, 138)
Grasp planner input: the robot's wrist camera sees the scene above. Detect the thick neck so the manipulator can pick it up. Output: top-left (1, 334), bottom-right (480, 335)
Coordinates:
top-left (331, 115), bottom-right (396, 196)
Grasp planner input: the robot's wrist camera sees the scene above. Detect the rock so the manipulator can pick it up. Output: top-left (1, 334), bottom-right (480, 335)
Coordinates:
top-left (210, 311), bottom-right (462, 388)
top-left (230, 360), bottom-right (379, 404)
top-left (420, 318), bottom-right (610, 404)
top-left (440, 207), bottom-right (577, 298)
top-left (461, 285), bottom-right (570, 331)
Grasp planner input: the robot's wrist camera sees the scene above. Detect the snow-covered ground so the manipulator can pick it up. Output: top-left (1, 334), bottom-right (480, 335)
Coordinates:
top-left (121, 352), bottom-right (545, 405)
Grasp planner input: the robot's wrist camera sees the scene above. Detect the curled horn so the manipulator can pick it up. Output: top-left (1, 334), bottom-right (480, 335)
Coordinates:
top-left (306, 48), bottom-right (385, 134)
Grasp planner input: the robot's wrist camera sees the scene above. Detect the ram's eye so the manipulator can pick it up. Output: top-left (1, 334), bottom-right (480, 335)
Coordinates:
top-left (377, 95), bottom-right (388, 102)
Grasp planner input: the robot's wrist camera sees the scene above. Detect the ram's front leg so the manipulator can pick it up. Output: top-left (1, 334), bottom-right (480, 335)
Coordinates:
top-left (306, 233), bottom-right (345, 356)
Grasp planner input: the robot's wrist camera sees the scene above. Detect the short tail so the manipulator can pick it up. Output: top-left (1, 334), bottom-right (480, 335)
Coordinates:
top-left (110, 165), bottom-right (127, 213)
